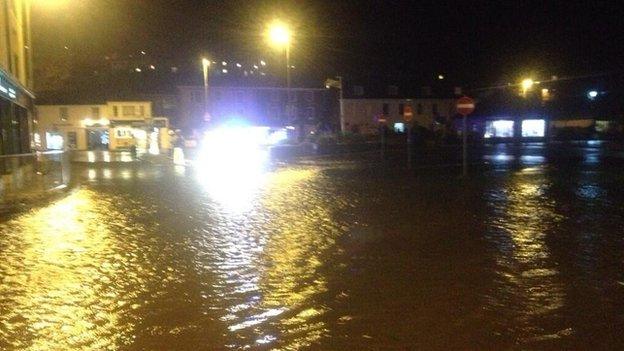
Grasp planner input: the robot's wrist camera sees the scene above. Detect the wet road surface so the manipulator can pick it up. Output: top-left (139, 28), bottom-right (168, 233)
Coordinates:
top-left (1, 142), bottom-right (624, 350)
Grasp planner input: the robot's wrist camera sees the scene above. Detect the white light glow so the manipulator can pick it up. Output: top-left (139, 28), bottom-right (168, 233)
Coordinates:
top-left (484, 120), bottom-right (515, 138)
top-left (196, 125), bottom-right (271, 213)
top-left (393, 122), bottom-right (405, 133)
top-left (521, 119), bottom-right (545, 137)
top-left (46, 132), bottom-right (64, 150)
top-left (588, 90), bottom-right (598, 99)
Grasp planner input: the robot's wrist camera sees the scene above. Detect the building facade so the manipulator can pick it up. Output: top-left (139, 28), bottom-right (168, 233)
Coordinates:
top-left (342, 98), bottom-right (457, 134)
top-left (0, 0), bottom-right (34, 155)
top-left (176, 86), bottom-right (338, 133)
top-left (36, 101), bottom-right (171, 151)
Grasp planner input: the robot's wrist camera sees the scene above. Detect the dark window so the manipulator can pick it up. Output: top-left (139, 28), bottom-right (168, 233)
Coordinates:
top-left (353, 86), bottom-right (364, 96)
top-left (59, 107), bottom-right (68, 121)
top-left (67, 132), bottom-right (77, 149)
top-left (113, 106), bottom-right (119, 117)
top-left (91, 107), bottom-right (100, 118)
top-left (305, 91), bottom-right (314, 103)
top-left (417, 103), bottom-right (423, 114)
top-left (382, 103), bottom-right (389, 115)
top-left (398, 103), bottom-right (404, 115)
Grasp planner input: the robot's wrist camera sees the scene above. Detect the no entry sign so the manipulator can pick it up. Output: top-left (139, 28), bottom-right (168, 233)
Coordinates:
top-left (456, 96), bottom-right (475, 116)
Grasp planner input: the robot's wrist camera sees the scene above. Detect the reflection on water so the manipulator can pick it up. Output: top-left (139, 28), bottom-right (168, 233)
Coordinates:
top-left (486, 172), bottom-right (567, 345)
top-left (3, 143), bottom-right (624, 349)
top-left (185, 167), bottom-right (343, 349)
top-left (0, 190), bottom-right (145, 350)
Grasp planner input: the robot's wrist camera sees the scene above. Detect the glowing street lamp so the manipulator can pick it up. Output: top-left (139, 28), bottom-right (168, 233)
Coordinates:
top-left (521, 78), bottom-right (534, 96)
top-left (266, 20), bottom-right (296, 134)
top-left (202, 58), bottom-right (211, 122)
top-left (266, 20), bottom-right (292, 89)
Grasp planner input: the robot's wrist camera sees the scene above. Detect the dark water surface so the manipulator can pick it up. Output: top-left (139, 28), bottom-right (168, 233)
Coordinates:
top-left (1, 143), bottom-right (624, 350)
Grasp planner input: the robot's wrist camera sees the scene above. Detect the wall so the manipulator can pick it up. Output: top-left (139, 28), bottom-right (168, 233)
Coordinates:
top-left (0, 0), bottom-right (32, 89)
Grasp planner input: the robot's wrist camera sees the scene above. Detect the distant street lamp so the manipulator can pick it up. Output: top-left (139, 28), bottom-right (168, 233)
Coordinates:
top-left (588, 90), bottom-right (598, 100)
top-left (521, 78), bottom-right (534, 96)
top-left (202, 58), bottom-right (211, 122)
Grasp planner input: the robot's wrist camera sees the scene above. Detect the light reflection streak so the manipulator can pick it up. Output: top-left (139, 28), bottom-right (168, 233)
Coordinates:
top-left (189, 167), bottom-right (342, 349)
top-left (0, 190), bottom-right (147, 350)
top-left (487, 172), bottom-right (566, 343)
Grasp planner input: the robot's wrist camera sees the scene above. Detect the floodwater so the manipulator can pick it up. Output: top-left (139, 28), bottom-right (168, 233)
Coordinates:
top-left (1, 142), bottom-right (624, 350)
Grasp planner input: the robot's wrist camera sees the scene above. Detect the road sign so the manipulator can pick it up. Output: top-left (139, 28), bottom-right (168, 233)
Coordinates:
top-left (403, 105), bottom-right (414, 122)
top-left (456, 96), bottom-right (475, 116)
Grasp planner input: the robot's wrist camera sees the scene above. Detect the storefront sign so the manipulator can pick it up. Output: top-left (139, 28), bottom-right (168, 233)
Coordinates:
top-left (0, 71), bottom-right (18, 101)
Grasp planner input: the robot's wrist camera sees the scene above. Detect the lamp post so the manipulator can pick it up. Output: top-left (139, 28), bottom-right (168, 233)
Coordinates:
top-left (267, 21), bottom-right (297, 135)
top-left (325, 77), bottom-right (344, 133)
top-left (202, 58), bottom-right (211, 123)
top-left (267, 21), bottom-right (291, 88)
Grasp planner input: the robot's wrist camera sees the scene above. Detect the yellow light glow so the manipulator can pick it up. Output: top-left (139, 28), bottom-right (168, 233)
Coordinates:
top-left (202, 58), bottom-right (210, 69)
top-left (82, 118), bottom-right (109, 127)
top-left (267, 21), bottom-right (291, 47)
top-left (521, 78), bottom-right (534, 94)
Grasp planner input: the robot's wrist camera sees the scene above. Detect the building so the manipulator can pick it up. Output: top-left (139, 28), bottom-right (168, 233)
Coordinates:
top-left (470, 75), bottom-right (624, 141)
top-left (36, 101), bottom-right (171, 151)
top-left (176, 85), bottom-right (338, 134)
top-left (340, 83), bottom-right (460, 134)
top-left (0, 0), bottom-right (34, 155)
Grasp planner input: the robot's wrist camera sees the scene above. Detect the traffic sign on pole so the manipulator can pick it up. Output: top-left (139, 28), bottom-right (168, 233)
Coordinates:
top-left (456, 96), bottom-right (475, 176)
top-left (457, 96), bottom-right (475, 116)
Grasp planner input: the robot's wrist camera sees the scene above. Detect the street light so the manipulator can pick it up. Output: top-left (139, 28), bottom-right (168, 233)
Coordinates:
top-left (266, 20), bottom-right (292, 89)
top-left (521, 78), bottom-right (534, 96)
top-left (266, 20), bottom-right (297, 136)
top-left (202, 58), bottom-right (211, 122)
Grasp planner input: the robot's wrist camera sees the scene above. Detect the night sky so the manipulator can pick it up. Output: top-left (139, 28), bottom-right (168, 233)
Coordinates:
top-left (32, 0), bottom-right (624, 88)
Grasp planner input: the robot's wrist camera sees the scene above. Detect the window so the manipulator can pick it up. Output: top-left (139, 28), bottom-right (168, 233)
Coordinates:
top-left (417, 103), bottom-right (423, 114)
top-left (122, 106), bottom-right (136, 117)
top-left (306, 107), bottom-right (315, 120)
top-left (67, 132), bottom-right (77, 149)
top-left (484, 120), bottom-right (515, 138)
top-left (305, 91), bottom-right (314, 103)
top-left (398, 103), bottom-right (405, 115)
top-left (59, 107), bottom-right (68, 121)
top-left (91, 107), bottom-right (100, 118)
top-left (382, 103), bottom-right (389, 115)
top-left (394, 122), bottom-right (405, 133)
top-left (113, 106), bottom-right (119, 117)
top-left (432, 103), bottom-right (438, 115)
top-left (288, 92), bottom-right (297, 103)
top-left (521, 119), bottom-right (545, 137)
top-left (353, 85), bottom-right (364, 96)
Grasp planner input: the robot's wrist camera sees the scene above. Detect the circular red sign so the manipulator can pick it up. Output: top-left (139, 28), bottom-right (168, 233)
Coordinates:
top-left (456, 96), bottom-right (475, 116)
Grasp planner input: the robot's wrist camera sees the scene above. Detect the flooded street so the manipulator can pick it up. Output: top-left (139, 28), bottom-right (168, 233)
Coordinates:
top-left (1, 143), bottom-right (624, 350)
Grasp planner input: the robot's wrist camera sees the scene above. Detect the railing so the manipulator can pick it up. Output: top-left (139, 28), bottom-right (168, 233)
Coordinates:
top-left (0, 151), bottom-right (70, 206)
